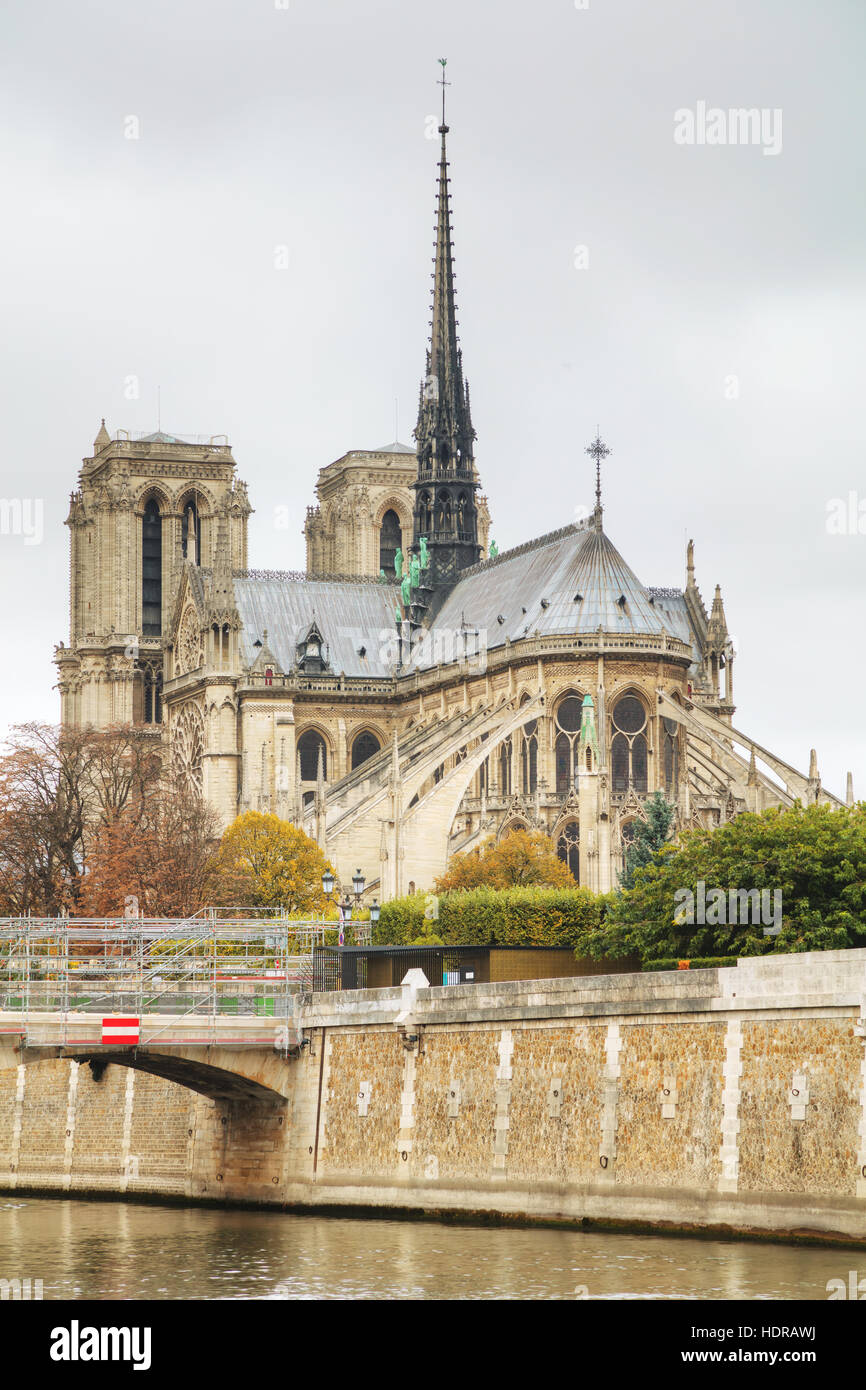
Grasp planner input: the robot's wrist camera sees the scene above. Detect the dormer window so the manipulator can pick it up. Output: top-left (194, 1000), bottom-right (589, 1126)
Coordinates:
top-left (264, 668), bottom-right (273, 687)
top-left (296, 621), bottom-right (329, 675)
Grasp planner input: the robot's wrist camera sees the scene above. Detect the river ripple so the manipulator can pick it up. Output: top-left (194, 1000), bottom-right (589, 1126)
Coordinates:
top-left (0, 1198), bottom-right (852, 1300)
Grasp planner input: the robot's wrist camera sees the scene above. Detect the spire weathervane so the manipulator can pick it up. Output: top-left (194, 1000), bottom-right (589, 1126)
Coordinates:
top-left (585, 428), bottom-right (611, 518)
top-left (437, 57), bottom-right (450, 130)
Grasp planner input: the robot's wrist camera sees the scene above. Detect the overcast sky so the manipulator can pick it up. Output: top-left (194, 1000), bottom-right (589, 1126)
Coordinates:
top-left (1, 0), bottom-right (863, 798)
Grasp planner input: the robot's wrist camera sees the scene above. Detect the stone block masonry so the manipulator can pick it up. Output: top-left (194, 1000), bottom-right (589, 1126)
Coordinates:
top-left (3, 948), bottom-right (866, 1242)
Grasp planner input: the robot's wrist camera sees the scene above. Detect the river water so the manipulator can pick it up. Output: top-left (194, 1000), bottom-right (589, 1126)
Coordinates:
top-left (0, 1197), bottom-right (854, 1300)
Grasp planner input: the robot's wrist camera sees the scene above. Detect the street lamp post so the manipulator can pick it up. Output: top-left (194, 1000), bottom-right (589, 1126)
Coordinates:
top-left (321, 868), bottom-right (379, 944)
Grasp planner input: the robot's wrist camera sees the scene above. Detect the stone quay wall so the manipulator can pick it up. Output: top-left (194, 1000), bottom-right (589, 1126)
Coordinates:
top-left (2, 949), bottom-right (866, 1242)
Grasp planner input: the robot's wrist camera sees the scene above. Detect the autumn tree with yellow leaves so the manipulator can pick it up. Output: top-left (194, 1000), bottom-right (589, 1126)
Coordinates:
top-left (434, 829), bottom-right (576, 893)
top-left (212, 811), bottom-right (335, 914)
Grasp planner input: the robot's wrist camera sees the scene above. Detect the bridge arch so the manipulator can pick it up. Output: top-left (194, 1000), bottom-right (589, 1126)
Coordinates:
top-left (7, 1043), bottom-right (292, 1104)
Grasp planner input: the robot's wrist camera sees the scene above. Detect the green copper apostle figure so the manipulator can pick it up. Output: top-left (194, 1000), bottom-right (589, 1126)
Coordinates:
top-left (401, 573), bottom-right (411, 606)
top-left (419, 536), bottom-right (429, 568)
top-left (410, 554), bottom-right (421, 589)
top-left (489, 539), bottom-right (499, 559)
top-left (394, 546), bottom-right (403, 579)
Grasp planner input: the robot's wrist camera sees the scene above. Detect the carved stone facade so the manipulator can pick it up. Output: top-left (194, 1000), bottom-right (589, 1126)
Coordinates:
top-left (304, 443), bottom-right (489, 579)
top-left (54, 111), bottom-right (848, 903)
top-left (55, 426), bottom-right (251, 732)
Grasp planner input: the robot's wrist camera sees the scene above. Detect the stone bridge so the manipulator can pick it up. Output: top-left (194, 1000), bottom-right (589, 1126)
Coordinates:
top-left (0, 1013), bottom-right (297, 1102)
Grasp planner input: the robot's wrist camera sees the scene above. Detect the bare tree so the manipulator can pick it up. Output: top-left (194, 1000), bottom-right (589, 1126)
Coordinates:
top-left (0, 723), bottom-right (217, 918)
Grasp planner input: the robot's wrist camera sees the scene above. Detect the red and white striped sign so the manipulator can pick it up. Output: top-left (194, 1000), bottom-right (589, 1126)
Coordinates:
top-left (101, 1017), bottom-right (140, 1045)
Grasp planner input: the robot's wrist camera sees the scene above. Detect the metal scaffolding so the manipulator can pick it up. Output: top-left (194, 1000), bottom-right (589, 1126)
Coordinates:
top-left (0, 913), bottom-right (333, 1048)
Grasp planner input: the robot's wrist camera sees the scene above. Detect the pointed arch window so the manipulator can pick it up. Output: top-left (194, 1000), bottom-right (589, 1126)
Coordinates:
top-left (351, 731), bottom-right (381, 770)
top-left (663, 716), bottom-right (679, 796)
top-left (498, 735), bottom-right (513, 797)
top-left (142, 499), bottom-right (162, 636)
top-left (143, 663), bottom-right (162, 724)
top-left (557, 821), bottom-right (580, 882)
top-left (611, 695), bottom-right (648, 795)
top-left (620, 818), bottom-right (638, 877)
top-left (297, 730), bottom-right (327, 782)
top-left (477, 731), bottom-right (490, 798)
top-left (521, 718), bottom-right (538, 794)
top-left (181, 498), bottom-right (201, 564)
top-left (554, 693), bottom-right (583, 795)
top-left (379, 510), bottom-right (402, 575)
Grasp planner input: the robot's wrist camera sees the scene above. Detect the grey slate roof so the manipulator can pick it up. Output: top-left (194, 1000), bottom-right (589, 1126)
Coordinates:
top-left (645, 589), bottom-right (702, 673)
top-left (227, 520), bottom-right (702, 679)
top-left (373, 441), bottom-right (416, 454)
top-left (417, 520), bottom-right (682, 663)
top-left (234, 576), bottom-right (399, 677)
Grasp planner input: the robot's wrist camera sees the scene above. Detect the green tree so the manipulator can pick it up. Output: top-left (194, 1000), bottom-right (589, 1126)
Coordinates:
top-left (619, 792), bottom-right (676, 890)
top-left (213, 811), bottom-right (334, 913)
top-left (584, 801), bottom-right (866, 964)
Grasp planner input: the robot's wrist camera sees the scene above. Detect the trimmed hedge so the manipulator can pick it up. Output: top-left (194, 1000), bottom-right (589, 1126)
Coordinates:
top-left (376, 886), bottom-right (609, 950)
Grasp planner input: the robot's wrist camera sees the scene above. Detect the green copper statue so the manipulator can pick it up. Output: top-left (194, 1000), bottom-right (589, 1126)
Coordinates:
top-left (394, 546), bottom-right (403, 579)
top-left (419, 536), bottom-right (429, 568)
top-left (401, 573), bottom-right (411, 606)
top-left (378, 567), bottom-right (386, 584)
top-left (489, 539), bottom-right (499, 559)
top-left (410, 554), bottom-right (421, 589)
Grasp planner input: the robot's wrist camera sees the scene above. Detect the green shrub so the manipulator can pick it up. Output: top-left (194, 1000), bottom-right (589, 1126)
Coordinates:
top-left (375, 894), bottom-right (428, 945)
top-left (377, 885), bottom-right (610, 949)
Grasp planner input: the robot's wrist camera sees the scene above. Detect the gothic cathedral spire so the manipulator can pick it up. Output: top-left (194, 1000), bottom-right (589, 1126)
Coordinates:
top-left (411, 61), bottom-right (481, 595)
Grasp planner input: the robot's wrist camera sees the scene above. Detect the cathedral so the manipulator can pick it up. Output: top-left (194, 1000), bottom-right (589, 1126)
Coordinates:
top-left (54, 102), bottom-right (847, 903)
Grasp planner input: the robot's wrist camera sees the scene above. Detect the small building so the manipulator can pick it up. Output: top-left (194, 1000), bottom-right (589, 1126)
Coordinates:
top-left (312, 944), bottom-right (639, 992)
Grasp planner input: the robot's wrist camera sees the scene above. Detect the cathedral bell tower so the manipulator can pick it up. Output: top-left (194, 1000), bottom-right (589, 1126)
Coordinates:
top-left (55, 423), bottom-right (251, 730)
top-left (411, 63), bottom-right (481, 610)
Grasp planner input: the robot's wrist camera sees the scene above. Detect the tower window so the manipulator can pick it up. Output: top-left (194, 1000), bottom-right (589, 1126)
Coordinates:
top-left (181, 498), bottom-right (201, 564)
top-left (142, 499), bottom-right (162, 636)
top-left (143, 663), bottom-right (162, 724)
top-left (379, 509), bottom-right (402, 574)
